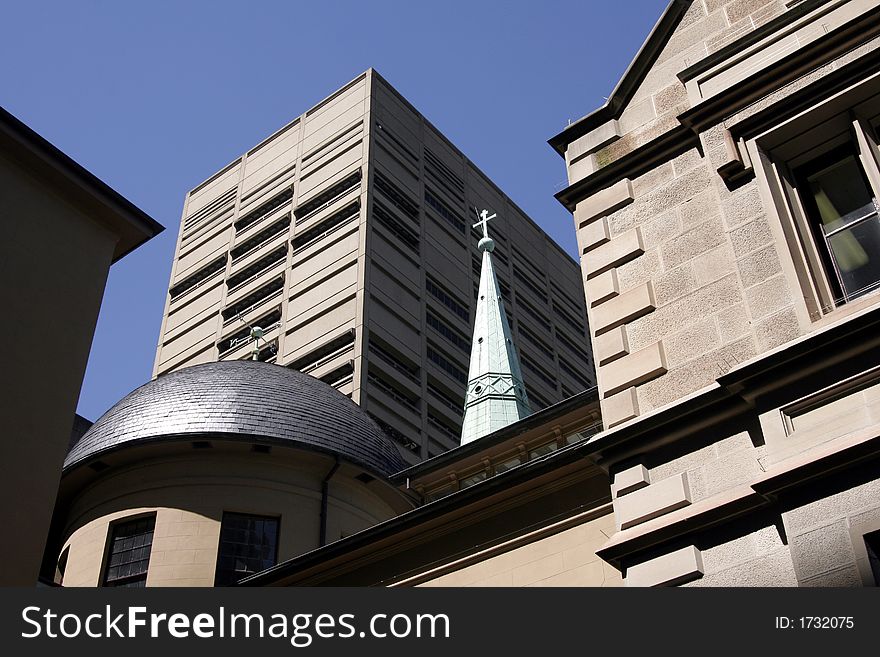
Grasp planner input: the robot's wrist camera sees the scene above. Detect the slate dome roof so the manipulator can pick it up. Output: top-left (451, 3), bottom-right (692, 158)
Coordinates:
top-left (65, 361), bottom-right (406, 477)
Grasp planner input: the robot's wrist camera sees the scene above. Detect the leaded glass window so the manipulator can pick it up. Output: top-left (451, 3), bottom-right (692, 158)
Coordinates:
top-left (214, 513), bottom-right (279, 586)
top-left (103, 515), bottom-right (155, 587)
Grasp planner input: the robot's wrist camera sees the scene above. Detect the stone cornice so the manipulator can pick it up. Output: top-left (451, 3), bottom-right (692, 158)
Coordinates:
top-left (676, 0), bottom-right (828, 83)
top-left (555, 124), bottom-right (698, 211)
top-left (554, 1), bottom-right (880, 213)
top-left (585, 304), bottom-right (880, 469)
top-left (598, 424), bottom-right (880, 568)
top-left (547, 0), bottom-right (691, 156)
top-left (678, 2), bottom-right (880, 133)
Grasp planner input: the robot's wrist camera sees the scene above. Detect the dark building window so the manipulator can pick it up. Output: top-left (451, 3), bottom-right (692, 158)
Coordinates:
top-left (795, 144), bottom-right (880, 304)
top-left (235, 188), bottom-right (293, 232)
top-left (368, 337), bottom-right (420, 382)
top-left (865, 529), bottom-right (880, 586)
top-left (169, 256), bottom-right (226, 300)
top-left (221, 276), bottom-right (284, 321)
top-left (294, 170), bottom-right (361, 222)
top-left (426, 276), bottom-right (469, 323)
top-left (103, 515), bottom-right (155, 587)
top-left (214, 513), bottom-right (279, 586)
top-left (226, 246), bottom-right (287, 291)
top-left (292, 201), bottom-right (359, 253)
top-left (288, 329), bottom-right (356, 374)
top-left (425, 188), bottom-right (465, 233)
top-left (373, 200), bottom-right (420, 254)
top-left (424, 148), bottom-right (465, 197)
top-left (231, 215), bottom-right (291, 261)
top-left (374, 171), bottom-right (419, 221)
top-left (426, 344), bottom-right (468, 385)
top-left (426, 310), bottom-right (470, 355)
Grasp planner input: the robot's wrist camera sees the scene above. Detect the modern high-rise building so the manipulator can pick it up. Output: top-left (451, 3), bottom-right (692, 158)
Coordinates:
top-left (153, 69), bottom-right (595, 464)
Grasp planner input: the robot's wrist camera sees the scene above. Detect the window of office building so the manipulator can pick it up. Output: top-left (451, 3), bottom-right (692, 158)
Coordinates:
top-left (102, 515), bottom-right (155, 587)
top-left (214, 512), bottom-right (279, 586)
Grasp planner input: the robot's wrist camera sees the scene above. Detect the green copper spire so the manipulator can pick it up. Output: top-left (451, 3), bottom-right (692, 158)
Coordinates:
top-left (460, 210), bottom-right (531, 445)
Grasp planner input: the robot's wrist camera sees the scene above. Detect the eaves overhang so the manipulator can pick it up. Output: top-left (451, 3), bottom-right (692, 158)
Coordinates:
top-left (547, 0), bottom-right (690, 157)
top-left (392, 387), bottom-right (599, 484)
top-left (0, 106), bottom-right (164, 262)
top-left (238, 429), bottom-right (607, 586)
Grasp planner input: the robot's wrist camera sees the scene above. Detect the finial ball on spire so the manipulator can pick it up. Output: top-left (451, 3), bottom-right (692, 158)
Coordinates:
top-left (478, 236), bottom-right (495, 252)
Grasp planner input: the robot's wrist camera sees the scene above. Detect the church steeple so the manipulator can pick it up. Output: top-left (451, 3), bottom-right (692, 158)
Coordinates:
top-left (460, 210), bottom-right (531, 445)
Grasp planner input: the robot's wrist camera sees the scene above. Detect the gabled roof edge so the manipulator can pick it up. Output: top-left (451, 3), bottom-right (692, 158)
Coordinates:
top-left (0, 106), bottom-right (164, 261)
top-left (548, 0), bottom-right (691, 156)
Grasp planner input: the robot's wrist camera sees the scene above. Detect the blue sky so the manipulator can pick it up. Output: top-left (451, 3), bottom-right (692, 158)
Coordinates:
top-left (1, 0), bottom-right (667, 421)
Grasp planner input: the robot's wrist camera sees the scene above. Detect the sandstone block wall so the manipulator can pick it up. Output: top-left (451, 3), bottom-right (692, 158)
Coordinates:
top-left (567, 1), bottom-right (837, 427)
top-left (558, 0), bottom-right (880, 587)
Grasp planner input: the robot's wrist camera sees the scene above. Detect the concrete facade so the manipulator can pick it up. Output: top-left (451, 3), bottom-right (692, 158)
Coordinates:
top-left (0, 108), bottom-right (162, 586)
top-left (155, 69), bottom-right (594, 465)
top-left (551, 0), bottom-right (880, 586)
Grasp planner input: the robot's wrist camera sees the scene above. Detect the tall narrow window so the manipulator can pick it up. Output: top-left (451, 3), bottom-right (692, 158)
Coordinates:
top-left (103, 515), bottom-right (155, 587)
top-left (795, 144), bottom-right (880, 304)
top-left (214, 513), bottom-right (279, 586)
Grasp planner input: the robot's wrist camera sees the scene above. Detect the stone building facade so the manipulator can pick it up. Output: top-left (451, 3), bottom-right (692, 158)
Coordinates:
top-left (550, 0), bottom-right (880, 585)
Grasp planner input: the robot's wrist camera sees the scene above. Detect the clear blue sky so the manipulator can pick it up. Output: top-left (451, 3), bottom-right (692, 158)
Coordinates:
top-left (1, 0), bottom-right (667, 421)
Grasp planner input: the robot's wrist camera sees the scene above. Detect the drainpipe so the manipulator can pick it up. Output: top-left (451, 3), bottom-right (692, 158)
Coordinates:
top-left (319, 457), bottom-right (340, 546)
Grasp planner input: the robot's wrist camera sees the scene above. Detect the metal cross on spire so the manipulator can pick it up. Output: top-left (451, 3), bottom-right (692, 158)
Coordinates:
top-left (473, 208), bottom-right (496, 239)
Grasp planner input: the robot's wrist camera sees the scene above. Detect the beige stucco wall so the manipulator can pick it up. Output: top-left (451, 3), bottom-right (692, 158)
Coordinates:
top-left (0, 151), bottom-right (119, 586)
top-left (417, 508), bottom-right (621, 587)
top-left (59, 451), bottom-right (404, 586)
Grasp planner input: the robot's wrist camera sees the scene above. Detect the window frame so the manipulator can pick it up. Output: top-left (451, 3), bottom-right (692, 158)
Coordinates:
top-left (213, 511), bottom-right (280, 587)
top-left (101, 513), bottom-right (156, 588)
top-left (791, 140), bottom-right (880, 304)
top-left (750, 83), bottom-right (880, 323)
top-left (849, 516), bottom-right (880, 587)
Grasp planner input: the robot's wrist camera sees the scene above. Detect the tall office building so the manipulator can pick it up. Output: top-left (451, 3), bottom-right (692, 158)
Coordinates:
top-left (154, 69), bottom-right (594, 464)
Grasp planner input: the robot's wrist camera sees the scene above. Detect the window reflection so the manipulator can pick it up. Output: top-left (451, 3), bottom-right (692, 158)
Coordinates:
top-left (798, 146), bottom-right (880, 303)
top-left (214, 513), bottom-right (279, 586)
